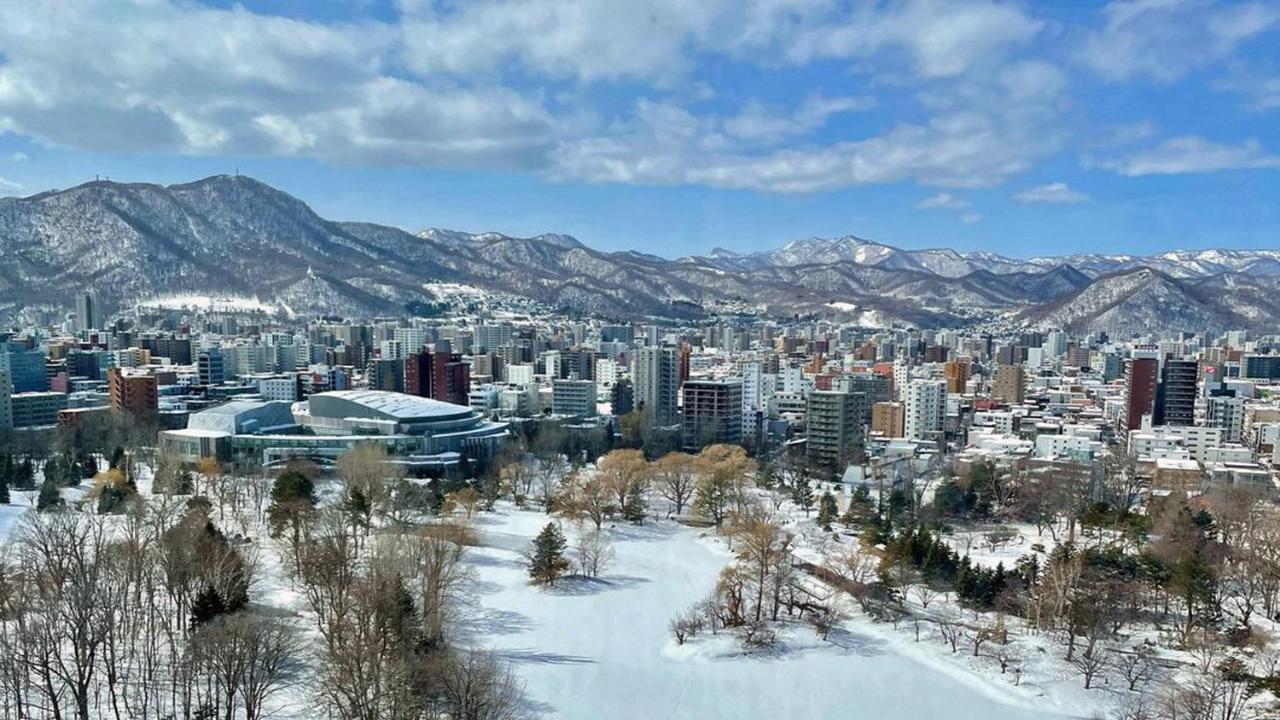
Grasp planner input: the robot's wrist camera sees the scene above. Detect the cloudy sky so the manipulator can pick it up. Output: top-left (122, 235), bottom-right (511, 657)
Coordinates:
top-left (0, 0), bottom-right (1277, 257)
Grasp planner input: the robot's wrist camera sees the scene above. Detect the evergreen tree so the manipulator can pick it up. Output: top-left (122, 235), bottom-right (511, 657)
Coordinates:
top-left (109, 446), bottom-right (125, 470)
top-left (15, 458), bottom-right (34, 491)
top-left (528, 522), bottom-right (570, 586)
top-left (817, 491), bottom-right (838, 531)
top-left (175, 469), bottom-right (195, 494)
top-left (346, 486), bottom-right (372, 532)
top-left (0, 472), bottom-right (9, 505)
top-left (267, 470), bottom-right (318, 538)
top-left (36, 477), bottom-right (62, 511)
top-left (789, 476), bottom-right (814, 515)
top-left (190, 585), bottom-right (228, 628)
top-left (622, 480), bottom-right (647, 523)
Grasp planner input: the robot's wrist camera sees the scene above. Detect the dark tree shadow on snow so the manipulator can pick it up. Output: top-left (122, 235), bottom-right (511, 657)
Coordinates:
top-left (457, 606), bottom-right (535, 639)
top-left (541, 574), bottom-right (650, 596)
top-left (492, 648), bottom-right (596, 665)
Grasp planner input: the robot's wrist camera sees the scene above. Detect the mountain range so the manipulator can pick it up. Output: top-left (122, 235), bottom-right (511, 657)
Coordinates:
top-left (0, 175), bottom-right (1276, 336)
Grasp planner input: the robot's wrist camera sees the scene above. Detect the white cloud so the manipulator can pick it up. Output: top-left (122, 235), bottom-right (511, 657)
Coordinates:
top-left (0, 0), bottom-right (1067, 194)
top-left (786, 0), bottom-right (1044, 78)
top-left (1098, 136), bottom-right (1280, 175)
top-left (1215, 72), bottom-right (1280, 111)
top-left (917, 192), bottom-right (969, 210)
top-left (7, 151), bottom-right (27, 162)
top-left (722, 94), bottom-right (876, 144)
top-left (1014, 181), bottom-right (1088, 204)
top-left (0, 2), bottom-right (558, 167)
top-left (1080, 0), bottom-right (1279, 82)
top-left (960, 212), bottom-right (982, 224)
top-left (556, 105), bottom-right (1059, 192)
top-left (0, 175), bottom-right (21, 190)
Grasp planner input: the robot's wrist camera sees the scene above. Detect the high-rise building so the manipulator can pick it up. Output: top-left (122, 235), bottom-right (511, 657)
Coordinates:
top-left (369, 358), bottom-right (406, 393)
top-left (991, 364), bottom-right (1025, 403)
top-left (107, 367), bottom-right (158, 418)
top-left (0, 369), bottom-right (12, 430)
top-left (806, 389), bottom-right (862, 473)
top-left (198, 348), bottom-right (225, 386)
top-left (1121, 358), bottom-right (1159, 432)
top-left (633, 346), bottom-right (679, 426)
top-left (903, 379), bottom-right (946, 441)
top-left (943, 361), bottom-right (970, 394)
top-left (1207, 393), bottom-right (1245, 443)
top-left (475, 324), bottom-right (513, 353)
top-left (610, 378), bottom-right (634, 416)
top-left (1156, 360), bottom-right (1198, 426)
top-left (1, 348), bottom-right (49, 393)
top-left (76, 292), bottom-right (98, 331)
top-left (681, 379), bottom-right (743, 450)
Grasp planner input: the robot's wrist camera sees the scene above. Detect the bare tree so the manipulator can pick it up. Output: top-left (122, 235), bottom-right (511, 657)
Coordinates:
top-left (437, 649), bottom-right (529, 720)
top-left (574, 526), bottom-right (615, 578)
top-left (336, 443), bottom-right (400, 530)
top-left (412, 522), bottom-right (475, 648)
top-left (1069, 643), bottom-right (1109, 689)
top-left (653, 452), bottom-right (697, 517)
top-left (1112, 645), bottom-right (1157, 692)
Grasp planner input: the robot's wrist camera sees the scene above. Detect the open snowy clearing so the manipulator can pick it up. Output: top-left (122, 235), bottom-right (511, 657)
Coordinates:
top-left (462, 507), bottom-right (1087, 720)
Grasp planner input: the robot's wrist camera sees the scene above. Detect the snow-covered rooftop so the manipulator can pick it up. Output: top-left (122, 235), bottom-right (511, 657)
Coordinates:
top-left (311, 390), bottom-right (473, 421)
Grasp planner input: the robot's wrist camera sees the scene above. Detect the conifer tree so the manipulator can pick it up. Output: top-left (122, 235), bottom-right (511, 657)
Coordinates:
top-left (15, 458), bottom-right (34, 490)
top-left (529, 522), bottom-right (570, 586)
top-left (817, 491), bottom-right (838, 531)
top-left (36, 476), bottom-right (62, 511)
top-left (191, 585), bottom-right (228, 628)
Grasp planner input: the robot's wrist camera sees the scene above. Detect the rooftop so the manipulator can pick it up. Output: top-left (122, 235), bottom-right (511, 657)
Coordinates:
top-left (313, 390), bottom-right (474, 421)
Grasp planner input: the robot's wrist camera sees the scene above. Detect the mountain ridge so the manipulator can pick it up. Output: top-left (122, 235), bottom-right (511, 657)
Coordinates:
top-left (0, 175), bottom-right (1275, 334)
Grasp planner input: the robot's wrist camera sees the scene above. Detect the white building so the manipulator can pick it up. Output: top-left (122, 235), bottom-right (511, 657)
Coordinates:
top-left (904, 379), bottom-right (946, 441)
top-left (1129, 425), bottom-right (1222, 463)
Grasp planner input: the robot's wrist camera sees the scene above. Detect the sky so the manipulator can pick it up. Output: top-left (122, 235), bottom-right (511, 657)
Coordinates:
top-left (0, 0), bottom-right (1277, 259)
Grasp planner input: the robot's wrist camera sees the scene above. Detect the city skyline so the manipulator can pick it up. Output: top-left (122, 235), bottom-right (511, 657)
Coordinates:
top-left (0, 0), bottom-right (1278, 257)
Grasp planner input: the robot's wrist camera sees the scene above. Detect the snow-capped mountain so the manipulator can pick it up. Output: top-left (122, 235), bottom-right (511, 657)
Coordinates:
top-left (0, 175), bottom-right (1275, 332)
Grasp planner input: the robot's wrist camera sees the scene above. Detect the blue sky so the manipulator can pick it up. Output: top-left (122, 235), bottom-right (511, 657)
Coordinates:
top-left (0, 0), bottom-right (1277, 258)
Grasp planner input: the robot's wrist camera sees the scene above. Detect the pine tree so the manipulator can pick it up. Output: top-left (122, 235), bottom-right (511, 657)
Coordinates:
top-left (190, 585), bottom-right (227, 628)
top-left (622, 480), bottom-right (647, 523)
top-left (15, 458), bottom-right (34, 490)
top-left (0, 473), bottom-right (9, 505)
top-left (790, 476), bottom-right (814, 515)
top-left (36, 477), bottom-right (62, 511)
top-left (817, 491), bottom-right (838, 531)
top-left (529, 522), bottom-right (570, 586)
top-left (346, 486), bottom-right (372, 532)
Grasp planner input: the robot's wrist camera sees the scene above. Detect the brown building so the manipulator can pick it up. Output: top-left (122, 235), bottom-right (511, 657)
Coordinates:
top-left (405, 350), bottom-right (471, 406)
top-left (871, 401), bottom-right (904, 438)
top-left (107, 367), bottom-right (158, 417)
top-left (943, 361), bottom-right (970, 394)
top-left (1122, 358), bottom-right (1159, 431)
top-left (991, 364), bottom-right (1026, 404)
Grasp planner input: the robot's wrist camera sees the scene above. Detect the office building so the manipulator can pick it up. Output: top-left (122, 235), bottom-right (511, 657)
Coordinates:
top-left (681, 379), bottom-right (743, 450)
top-left (11, 391), bottom-right (68, 428)
top-left (552, 378), bottom-right (597, 418)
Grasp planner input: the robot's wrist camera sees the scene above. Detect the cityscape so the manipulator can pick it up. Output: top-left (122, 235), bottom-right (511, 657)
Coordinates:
top-left (2, 2), bottom-right (1280, 720)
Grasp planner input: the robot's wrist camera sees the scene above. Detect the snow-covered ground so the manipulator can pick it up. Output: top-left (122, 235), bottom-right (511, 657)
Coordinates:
top-left (462, 508), bottom-right (1086, 720)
